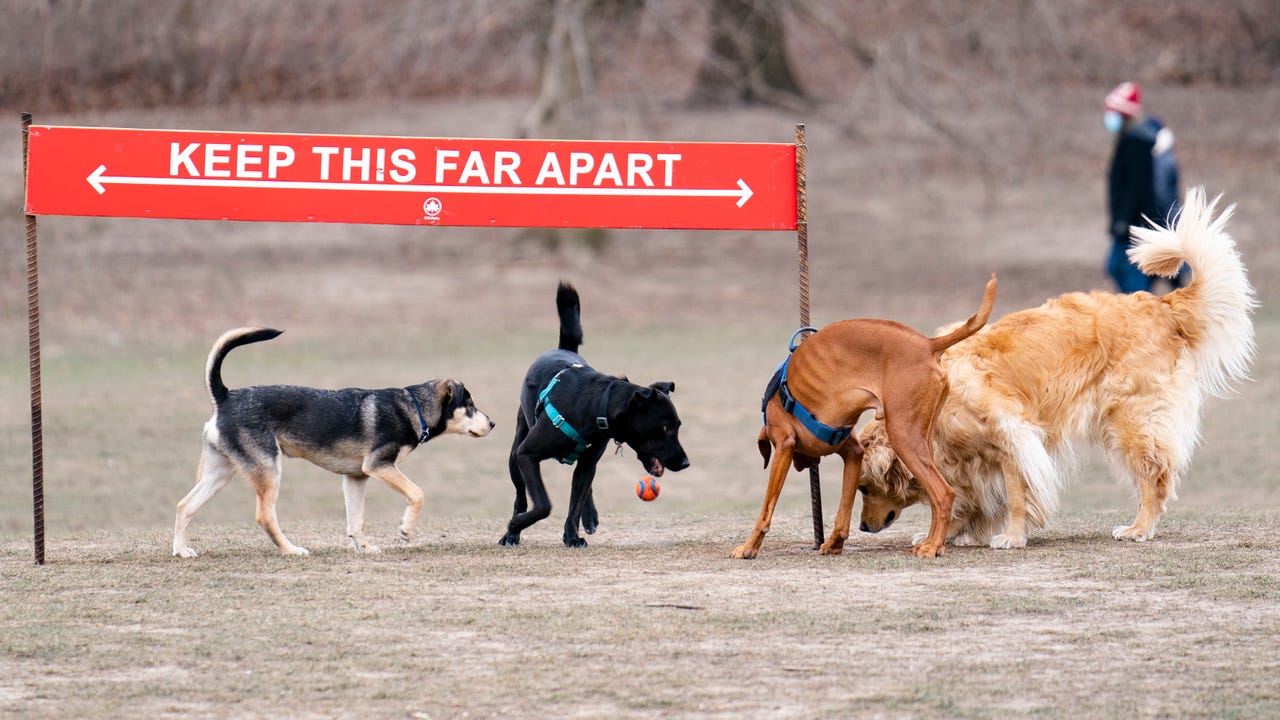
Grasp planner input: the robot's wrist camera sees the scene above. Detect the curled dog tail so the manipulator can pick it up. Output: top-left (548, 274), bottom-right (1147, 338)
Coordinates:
top-left (206, 327), bottom-right (283, 406)
top-left (556, 282), bottom-right (583, 353)
top-left (929, 274), bottom-right (998, 354)
top-left (1129, 187), bottom-right (1257, 398)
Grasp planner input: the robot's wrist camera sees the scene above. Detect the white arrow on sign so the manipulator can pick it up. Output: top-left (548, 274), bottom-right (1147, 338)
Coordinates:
top-left (86, 166), bottom-right (755, 207)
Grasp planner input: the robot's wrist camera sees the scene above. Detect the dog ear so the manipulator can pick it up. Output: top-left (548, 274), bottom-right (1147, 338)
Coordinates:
top-left (628, 386), bottom-right (655, 410)
top-left (649, 381), bottom-right (676, 395)
top-left (435, 379), bottom-right (455, 409)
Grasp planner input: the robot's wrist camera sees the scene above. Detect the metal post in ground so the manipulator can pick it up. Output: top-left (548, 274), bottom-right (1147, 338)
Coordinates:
top-left (795, 123), bottom-right (824, 550)
top-left (22, 113), bottom-right (45, 565)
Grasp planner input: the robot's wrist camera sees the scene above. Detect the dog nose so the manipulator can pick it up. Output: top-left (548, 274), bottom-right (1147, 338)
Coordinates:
top-left (859, 521), bottom-right (869, 532)
top-left (674, 456), bottom-right (690, 471)
top-left (488, 420), bottom-right (496, 430)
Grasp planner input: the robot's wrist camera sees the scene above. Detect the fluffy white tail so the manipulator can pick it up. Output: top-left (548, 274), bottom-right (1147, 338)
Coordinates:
top-left (1129, 187), bottom-right (1257, 398)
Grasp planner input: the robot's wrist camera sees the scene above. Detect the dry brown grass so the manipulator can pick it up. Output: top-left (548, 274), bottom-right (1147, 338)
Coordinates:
top-left (2, 513), bottom-right (1279, 719)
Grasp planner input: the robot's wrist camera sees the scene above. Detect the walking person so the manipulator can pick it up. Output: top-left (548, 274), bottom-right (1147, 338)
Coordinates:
top-left (1103, 81), bottom-right (1173, 293)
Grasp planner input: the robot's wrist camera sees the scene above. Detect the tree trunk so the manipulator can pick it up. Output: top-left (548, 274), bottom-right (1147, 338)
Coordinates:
top-left (689, 0), bottom-right (804, 106)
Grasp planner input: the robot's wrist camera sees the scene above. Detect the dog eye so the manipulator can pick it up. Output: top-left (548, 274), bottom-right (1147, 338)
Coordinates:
top-left (858, 487), bottom-right (867, 495)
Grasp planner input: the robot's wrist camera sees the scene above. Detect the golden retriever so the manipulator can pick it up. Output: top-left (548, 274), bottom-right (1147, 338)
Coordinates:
top-left (857, 187), bottom-right (1256, 548)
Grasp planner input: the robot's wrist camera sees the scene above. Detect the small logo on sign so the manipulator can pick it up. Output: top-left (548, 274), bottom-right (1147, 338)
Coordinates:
top-left (423, 197), bottom-right (442, 218)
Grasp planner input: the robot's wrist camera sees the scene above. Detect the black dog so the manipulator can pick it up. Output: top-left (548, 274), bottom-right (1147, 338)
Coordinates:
top-left (500, 283), bottom-right (690, 547)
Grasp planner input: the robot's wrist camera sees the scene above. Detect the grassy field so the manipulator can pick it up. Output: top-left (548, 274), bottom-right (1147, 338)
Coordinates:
top-left (2, 318), bottom-right (1278, 718)
top-left (2, 515), bottom-right (1279, 718)
top-left (2, 90), bottom-right (1278, 717)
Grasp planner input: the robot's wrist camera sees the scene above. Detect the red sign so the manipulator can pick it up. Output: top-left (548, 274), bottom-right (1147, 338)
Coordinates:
top-left (24, 126), bottom-right (797, 230)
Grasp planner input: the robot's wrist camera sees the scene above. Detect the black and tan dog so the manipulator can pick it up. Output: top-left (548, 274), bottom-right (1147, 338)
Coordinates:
top-left (499, 283), bottom-right (690, 548)
top-left (172, 327), bottom-right (494, 558)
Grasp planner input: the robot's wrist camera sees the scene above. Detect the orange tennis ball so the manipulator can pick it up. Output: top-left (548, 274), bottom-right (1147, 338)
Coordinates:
top-left (636, 475), bottom-right (660, 502)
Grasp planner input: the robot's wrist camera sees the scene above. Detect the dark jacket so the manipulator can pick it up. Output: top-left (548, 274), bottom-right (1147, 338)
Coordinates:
top-left (1107, 119), bottom-right (1160, 243)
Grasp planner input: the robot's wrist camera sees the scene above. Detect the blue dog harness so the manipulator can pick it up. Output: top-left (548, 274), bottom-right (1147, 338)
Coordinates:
top-left (536, 365), bottom-right (613, 465)
top-left (762, 327), bottom-right (855, 447)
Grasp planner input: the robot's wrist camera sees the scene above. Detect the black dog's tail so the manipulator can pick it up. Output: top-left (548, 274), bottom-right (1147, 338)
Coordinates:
top-left (557, 282), bottom-right (583, 353)
top-left (206, 327), bottom-right (283, 406)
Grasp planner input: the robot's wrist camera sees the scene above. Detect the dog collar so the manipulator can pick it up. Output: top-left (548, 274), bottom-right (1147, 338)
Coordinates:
top-left (406, 388), bottom-right (432, 445)
top-left (536, 366), bottom-right (589, 465)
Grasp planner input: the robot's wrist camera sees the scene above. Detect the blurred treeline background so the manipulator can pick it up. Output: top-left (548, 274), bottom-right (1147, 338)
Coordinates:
top-left (6, 1), bottom-right (1277, 118)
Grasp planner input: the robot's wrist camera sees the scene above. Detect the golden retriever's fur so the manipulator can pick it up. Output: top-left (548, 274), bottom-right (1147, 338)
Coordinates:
top-left (857, 188), bottom-right (1256, 548)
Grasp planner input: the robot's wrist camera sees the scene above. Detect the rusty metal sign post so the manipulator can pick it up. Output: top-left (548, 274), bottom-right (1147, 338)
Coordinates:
top-left (21, 113), bottom-right (45, 565)
top-left (794, 124), bottom-right (824, 550)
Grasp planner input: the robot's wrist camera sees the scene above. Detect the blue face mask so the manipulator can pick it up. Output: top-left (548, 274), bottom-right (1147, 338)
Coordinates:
top-left (1103, 110), bottom-right (1124, 134)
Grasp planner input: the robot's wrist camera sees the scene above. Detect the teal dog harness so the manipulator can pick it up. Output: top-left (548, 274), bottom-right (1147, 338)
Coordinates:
top-left (538, 364), bottom-right (617, 465)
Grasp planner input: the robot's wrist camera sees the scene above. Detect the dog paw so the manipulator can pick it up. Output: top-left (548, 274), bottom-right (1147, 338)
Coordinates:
top-left (498, 534), bottom-right (521, 547)
top-left (818, 536), bottom-right (846, 555)
top-left (912, 541), bottom-right (944, 558)
top-left (911, 531), bottom-right (929, 547)
top-left (1112, 524), bottom-right (1154, 542)
top-left (582, 517), bottom-right (599, 535)
top-left (564, 537), bottom-right (588, 548)
top-left (282, 545), bottom-right (311, 556)
top-left (730, 544), bottom-right (758, 560)
top-left (988, 533), bottom-right (1027, 549)
top-left (399, 528), bottom-right (415, 542)
top-left (173, 546), bottom-right (198, 559)
top-left (357, 543), bottom-right (382, 554)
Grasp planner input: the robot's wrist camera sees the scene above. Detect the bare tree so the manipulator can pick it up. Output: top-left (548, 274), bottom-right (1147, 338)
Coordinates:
top-left (517, 0), bottom-right (597, 139)
top-left (687, 0), bottom-right (806, 107)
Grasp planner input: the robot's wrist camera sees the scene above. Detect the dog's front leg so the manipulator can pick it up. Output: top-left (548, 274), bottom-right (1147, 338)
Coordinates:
top-left (733, 436), bottom-right (794, 559)
top-left (364, 461), bottom-right (426, 541)
top-left (500, 452), bottom-right (553, 546)
top-left (580, 486), bottom-right (599, 535)
top-left (990, 459), bottom-right (1030, 549)
top-left (343, 475), bottom-right (381, 553)
top-left (820, 442), bottom-right (864, 556)
top-left (564, 443), bottom-right (608, 548)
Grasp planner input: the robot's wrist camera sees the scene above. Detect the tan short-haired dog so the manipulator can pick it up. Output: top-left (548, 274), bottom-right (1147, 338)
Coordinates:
top-left (733, 275), bottom-right (997, 559)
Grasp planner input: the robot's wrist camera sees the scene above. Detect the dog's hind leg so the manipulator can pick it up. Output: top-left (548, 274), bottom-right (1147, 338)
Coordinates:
top-left (1105, 405), bottom-right (1186, 542)
top-left (500, 450), bottom-right (554, 546)
top-left (507, 411), bottom-right (531, 517)
top-left (343, 475), bottom-right (380, 553)
top-left (249, 464), bottom-right (309, 556)
top-left (173, 443), bottom-right (235, 558)
top-left (733, 435), bottom-right (794, 559)
top-left (820, 441), bottom-right (864, 555)
top-left (564, 442), bottom-right (609, 548)
top-left (886, 419), bottom-right (954, 559)
top-left (1110, 439), bottom-right (1179, 543)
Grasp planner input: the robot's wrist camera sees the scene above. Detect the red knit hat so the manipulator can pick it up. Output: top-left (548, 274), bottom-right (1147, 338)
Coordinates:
top-left (1104, 82), bottom-right (1142, 118)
